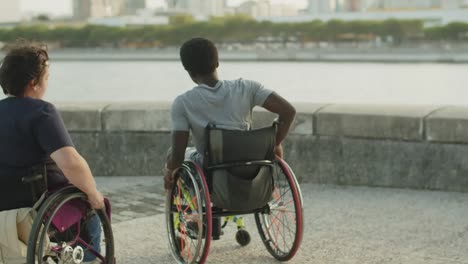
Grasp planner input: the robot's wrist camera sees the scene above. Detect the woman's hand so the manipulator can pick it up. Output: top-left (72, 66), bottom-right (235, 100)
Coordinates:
top-left (87, 190), bottom-right (105, 209)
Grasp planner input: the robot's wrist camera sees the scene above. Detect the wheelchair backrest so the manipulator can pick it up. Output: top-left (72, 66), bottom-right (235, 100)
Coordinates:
top-left (205, 124), bottom-right (276, 178)
top-left (0, 163), bottom-right (52, 211)
top-left (204, 123), bottom-right (276, 211)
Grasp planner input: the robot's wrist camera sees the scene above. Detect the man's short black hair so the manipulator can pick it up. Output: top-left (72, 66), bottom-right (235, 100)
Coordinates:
top-left (179, 38), bottom-right (218, 76)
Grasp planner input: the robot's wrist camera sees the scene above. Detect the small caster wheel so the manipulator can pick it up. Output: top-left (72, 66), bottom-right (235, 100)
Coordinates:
top-left (235, 229), bottom-right (251, 246)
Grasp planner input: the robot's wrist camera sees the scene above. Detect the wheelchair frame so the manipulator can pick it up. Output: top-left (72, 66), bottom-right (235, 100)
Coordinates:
top-left (22, 172), bottom-right (115, 264)
top-left (166, 157), bottom-right (304, 264)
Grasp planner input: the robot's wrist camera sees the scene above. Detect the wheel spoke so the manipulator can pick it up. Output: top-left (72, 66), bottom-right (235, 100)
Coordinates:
top-left (28, 190), bottom-right (113, 264)
top-left (255, 161), bottom-right (303, 261)
top-left (166, 162), bottom-right (212, 264)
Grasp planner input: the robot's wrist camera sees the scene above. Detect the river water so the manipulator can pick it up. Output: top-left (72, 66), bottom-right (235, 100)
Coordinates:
top-left (4, 61), bottom-right (468, 105)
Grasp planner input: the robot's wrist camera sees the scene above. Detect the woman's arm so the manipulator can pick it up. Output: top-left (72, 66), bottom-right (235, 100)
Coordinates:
top-left (50, 146), bottom-right (104, 209)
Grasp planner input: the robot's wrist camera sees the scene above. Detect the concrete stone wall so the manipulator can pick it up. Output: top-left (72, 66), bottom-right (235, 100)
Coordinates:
top-left (56, 102), bottom-right (468, 192)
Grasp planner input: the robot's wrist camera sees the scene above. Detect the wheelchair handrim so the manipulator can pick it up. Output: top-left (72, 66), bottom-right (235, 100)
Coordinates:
top-left (27, 188), bottom-right (114, 264)
top-left (255, 159), bottom-right (304, 261)
top-left (166, 161), bottom-right (212, 264)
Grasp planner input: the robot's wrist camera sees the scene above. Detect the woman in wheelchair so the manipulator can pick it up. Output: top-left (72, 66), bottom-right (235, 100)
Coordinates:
top-left (164, 38), bottom-right (303, 264)
top-left (0, 42), bottom-right (112, 264)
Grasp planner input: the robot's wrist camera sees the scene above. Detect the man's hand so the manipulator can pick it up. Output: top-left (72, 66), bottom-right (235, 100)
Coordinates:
top-left (165, 131), bottom-right (190, 190)
top-left (164, 169), bottom-right (175, 190)
top-left (262, 92), bottom-right (296, 148)
top-left (274, 144), bottom-right (283, 159)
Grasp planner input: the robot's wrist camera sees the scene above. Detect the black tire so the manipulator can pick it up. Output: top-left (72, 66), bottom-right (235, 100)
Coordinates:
top-left (166, 161), bottom-right (213, 264)
top-left (235, 229), bottom-right (251, 247)
top-left (27, 186), bottom-right (114, 264)
top-left (255, 159), bottom-right (304, 261)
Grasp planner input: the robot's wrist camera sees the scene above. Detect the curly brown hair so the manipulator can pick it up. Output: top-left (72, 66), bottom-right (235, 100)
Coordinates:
top-left (0, 40), bottom-right (49, 96)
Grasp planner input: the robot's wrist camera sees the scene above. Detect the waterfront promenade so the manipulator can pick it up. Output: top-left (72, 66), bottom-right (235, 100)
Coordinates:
top-left (96, 176), bottom-right (468, 264)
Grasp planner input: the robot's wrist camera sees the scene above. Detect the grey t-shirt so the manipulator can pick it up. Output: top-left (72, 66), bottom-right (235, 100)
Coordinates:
top-left (171, 78), bottom-right (273, 159)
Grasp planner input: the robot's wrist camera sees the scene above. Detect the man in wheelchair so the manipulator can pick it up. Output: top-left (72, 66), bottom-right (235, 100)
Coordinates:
top-left (164, 37), bottom-right (296, 190)
top-left (0, 42), bottom-right (107, 264)
top-left (164, 38), bottom-right (301, 263)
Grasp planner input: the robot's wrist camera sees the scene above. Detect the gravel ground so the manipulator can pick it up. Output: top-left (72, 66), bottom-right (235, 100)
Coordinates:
top-left (95, 176), bottom-right (468, 264)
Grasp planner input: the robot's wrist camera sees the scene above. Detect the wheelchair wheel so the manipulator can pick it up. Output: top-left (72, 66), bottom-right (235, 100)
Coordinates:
top-left (166, 161), bottom-right (212, 264)
top-left (255, 158), bottom-right (304, 261)
top-left (27, 186), bottom-right (114, 264)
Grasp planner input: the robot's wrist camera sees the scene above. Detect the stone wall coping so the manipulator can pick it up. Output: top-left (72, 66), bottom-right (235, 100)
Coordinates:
top-left (54, 102), bottom-right (468, 143)
top-left (55, 102), bottom-right (111, 110)
top-left (102, 102), bottom-right (171, 132)
top-left (56, 102), bottom-right (110, 131)
top-left (315, 104), bottom-right (443, 141)
top-left (254, 102), bottom-right (329, 114)
top-left (426, 106), bottom-right (468, 143)
top-left (104, 102), bottom-right (172, 111)
top-left (317, 104), bottom-right (440, 117)
top-left (426, 106), bottom-right (468, 120)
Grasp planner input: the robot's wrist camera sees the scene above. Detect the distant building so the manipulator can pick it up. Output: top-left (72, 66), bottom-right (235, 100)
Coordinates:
top-left (308, 0), bottom-right (332, 14)
top-left (263, 9), bottom-right (468, 27)
top-left (383, 0), bottom-right (438, 9)
top-left (237, 1), bottom-right (261, 17)
top-left (0, 1), bottom-right (21, 23)
top-left (364, 0), bottom-right (449, 11)
top-left (166, 0), bottom-right (189, 10)
top-left (344, 0), bottom-right (362, 11)
top-left (73, 0), bottom-right (126, 20)
top-left (237, 0), bottom-right (298, 17)
top-left (331, 0), bottom-right (467, 11)
top-left (74, 0), bottom-right (105, 20)
top-left (107, 0), bottom-right (125, 16)
top-left (335, 0), bottom-right (383, 12)
top-left (123, 0), bottom-right (146, 15)
top-left (89, 15), bottom-right (169, 27)
top-left (270, 4), bottom-right (299, 16)
top-left (256, 0), bottom-right (272, 17)
top-left (441, 0), bottom-right (464, 9)
top-left (166, 0), bottom-right (226, 17)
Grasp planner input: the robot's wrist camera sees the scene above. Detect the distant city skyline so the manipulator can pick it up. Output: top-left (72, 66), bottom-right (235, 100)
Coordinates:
top-left (19, 0), bottom-right (308, 16)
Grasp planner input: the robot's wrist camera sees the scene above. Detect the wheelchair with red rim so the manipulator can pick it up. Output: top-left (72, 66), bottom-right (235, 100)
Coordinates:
top-left (165, 123), bottom-right (304, 264)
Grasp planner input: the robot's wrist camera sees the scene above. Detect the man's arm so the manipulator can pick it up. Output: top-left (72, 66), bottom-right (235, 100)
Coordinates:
top-left (164, 131), bottom-right (189, 190)
top-left (262, 92), bottom-right (296, 157)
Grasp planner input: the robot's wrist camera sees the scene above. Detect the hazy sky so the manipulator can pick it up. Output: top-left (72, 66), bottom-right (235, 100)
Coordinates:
top-left (20, 0), bottom-right (308, 16)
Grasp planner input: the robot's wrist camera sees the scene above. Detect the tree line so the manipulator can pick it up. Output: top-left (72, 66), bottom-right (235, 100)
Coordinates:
top-left (0, 15), bottom-right (467, 48)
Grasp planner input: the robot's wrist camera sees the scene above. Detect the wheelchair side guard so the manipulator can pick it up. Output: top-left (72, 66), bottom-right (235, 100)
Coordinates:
top-left (50, 193), bottom-right (112, 233)
top-left (51, 200), bottom-right (86, 233)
